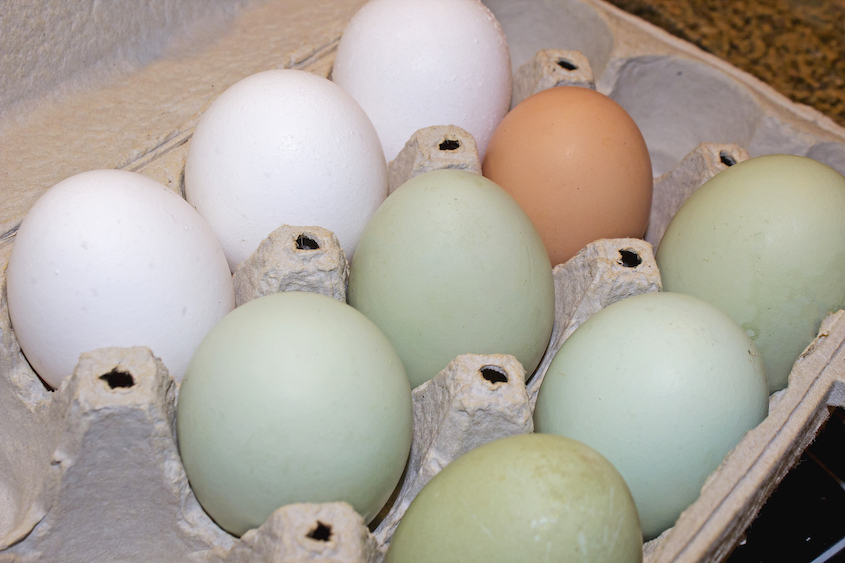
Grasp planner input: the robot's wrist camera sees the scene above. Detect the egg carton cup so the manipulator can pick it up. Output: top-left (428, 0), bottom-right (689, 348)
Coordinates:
top-left (3, 0), bottom-right (845, 561)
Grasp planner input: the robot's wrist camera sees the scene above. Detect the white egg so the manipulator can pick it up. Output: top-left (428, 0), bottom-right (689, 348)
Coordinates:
top-left (6, 170), bottom-right (235, 388)
top-left (332, 0), bottom-right (512, 162)
top-left (184, 69), bottom-right (388, 270)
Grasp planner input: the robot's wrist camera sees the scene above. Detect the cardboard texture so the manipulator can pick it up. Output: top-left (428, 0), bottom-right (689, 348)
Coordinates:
top-left (387, 125), bottom-right (481, 194)
top-left (512, 48), bottom-right (596, 107)
top-left (645, 142), bottom-right (751, 251)
top-left (225, 503), bottom-right (381, 563)
top-left (2, 0), bottom-right (845, 561)
top-left (233, 225), bottom-right (350, 306)
top-left (526, 237), bottom-right (662, 409)
top-left (373, 354), bottom-right (534, 552)
top-left (0, 347), bottom-right (234, 562)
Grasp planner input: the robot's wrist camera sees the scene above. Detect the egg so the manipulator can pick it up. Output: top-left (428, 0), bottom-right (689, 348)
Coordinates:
top-left (534, 292), bottom-right (769, 539)
top-left (5, 169), bottom-right (235, 388)
top-left (657, 154), bottom-right (845, 393)
top-left (347, 169), bottom-right (555, 388)
top-left (482, 86), bottom-right (653, 267)
top-left (185, 69), bottom-right (387, 270)
top-left (176, 291), bottom-right (413, 537)
top-left (331, 0), bottom-right (512, 162)
top-left (385, 433), bottom-right (643, 563)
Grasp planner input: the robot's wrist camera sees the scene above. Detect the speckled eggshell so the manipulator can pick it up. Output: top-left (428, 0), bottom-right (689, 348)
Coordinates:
top-left (332, 0), bottom-right (512, 162)
top-left (657, 154), bottom-right (845, 393)
top-left (347, 169), bottom-right (555, 388)
top-left (176, 291), bottom-right (413, 537)
top-left (534, 292), bottom-right (769, 539)
top-left (5, 169), bottom-right (235, 387)
top-left (482, 86), bottom-right (653, 267)
top-left (385, 433), bottom-right (643, 563)
top-left (185, 69), bottom-right (387, 270)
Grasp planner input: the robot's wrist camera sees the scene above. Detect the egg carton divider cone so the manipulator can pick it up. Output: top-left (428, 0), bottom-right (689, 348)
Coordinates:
top-left (233, 224), bottom-right (350, 307)
top-left (3, 0), bottom-right (845, 560)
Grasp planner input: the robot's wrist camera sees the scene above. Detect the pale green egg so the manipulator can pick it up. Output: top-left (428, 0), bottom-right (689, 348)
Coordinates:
top-left (347, 169), bottom-right (555, 388)
top-left (176, 291), bottom-right (413, 536)
top-left (657, 154), bottom-right (845, 392)
top-left (534, 292), bottom-right (769, 539)
top-left (385, 433), bottom-right (643, 563)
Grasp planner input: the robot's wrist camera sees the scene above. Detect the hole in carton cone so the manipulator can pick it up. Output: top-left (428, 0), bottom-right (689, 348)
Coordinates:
top-left (99, 368), bottom-right (134, 389)
top-left (296, 234), bottom-right (320, 251)
top-left (307, 521), bottom-right (332, 542)
top-left (618, 249), bottom-right (642, 268)
top-left (439, 139), bottom-right (461, 151)
top-left (480, 365), bottom-right (508, 384)
top-left (557, 58), bottom-right (578, 71)
top-left (720, 151), bottom-right (737, 167)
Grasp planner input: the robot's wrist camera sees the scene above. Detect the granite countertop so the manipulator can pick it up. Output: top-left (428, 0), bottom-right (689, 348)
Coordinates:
top-left (606, 0), bottom-right (845, 129)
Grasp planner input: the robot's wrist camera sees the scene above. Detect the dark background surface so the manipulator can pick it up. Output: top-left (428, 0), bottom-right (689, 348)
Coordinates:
top-left (724, 408), bottom-right (845, 562)
top-left (602, 2), bottom-right (845, 560)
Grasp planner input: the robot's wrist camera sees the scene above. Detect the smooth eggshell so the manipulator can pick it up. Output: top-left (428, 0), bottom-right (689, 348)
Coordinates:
top-left (176, 291), bottom-right (413, 537)
top-left (534, 292), bottom-right (769, 539)
top-left (347, 169), bottom-right (555, 388)
top-left (385, 433), bottom-right (643, 563)
top-left (332, 0), bottom-right (512, 162)
top-left (185, 69), bottom-right (387, 270)
top-left (657, 154), bottom-right (845, 392)
top-left (6, 169), bottom-right (235, 387)
top-left (482, 86), bottom-right (653, 267)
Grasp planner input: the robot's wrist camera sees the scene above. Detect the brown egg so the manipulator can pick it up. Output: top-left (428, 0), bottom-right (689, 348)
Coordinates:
top-left (482, 86), bottom-right (653, 266)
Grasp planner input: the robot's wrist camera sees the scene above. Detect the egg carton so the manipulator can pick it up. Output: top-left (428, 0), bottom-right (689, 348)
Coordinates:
top-left (1, 134), bottom-right (844, 562)
top-left (2, 0), bottom-right (845, 561)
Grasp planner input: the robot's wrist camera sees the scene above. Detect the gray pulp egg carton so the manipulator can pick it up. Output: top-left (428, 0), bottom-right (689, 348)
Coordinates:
top-left (2, 0), bottom-right (845, 561)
